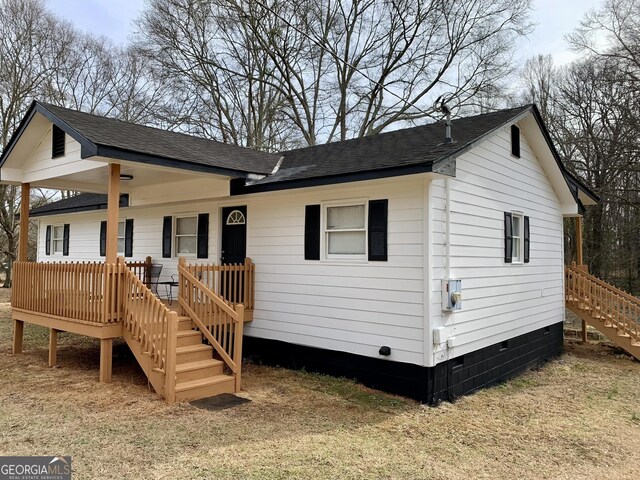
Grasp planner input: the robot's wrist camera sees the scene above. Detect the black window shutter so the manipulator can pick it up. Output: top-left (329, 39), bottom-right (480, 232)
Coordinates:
top-left (304, 205), bottom-right (321, 260)
top-left (125, 219), bottom-right (134, 258)
top-left (45, 225), bottom-right (51, 255)
top-left (368, 199), bottom-right (388, 261)
top-left (524, 216), bottom-right (530, 263)
top-left (52, 125), bottom-right (65, 158)
top-left (511, 125), bottom-right (521, 158)
top-left (62, 224), bottom-right (70, 256)
top-left (504, 212), bottom-right (513, 263)
top-left (197, 213), bottom-right (209, 259)
top-left (99, 221), bottom-right (107, 256)
top-left (162, 216), bottom-right (172, 258)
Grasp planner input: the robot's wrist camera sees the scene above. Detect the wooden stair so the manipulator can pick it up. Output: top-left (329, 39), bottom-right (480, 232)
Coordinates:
top-left (120, 263), bottom-right (239, 404)
top-left (172, 315), bottom-right (235, 402)
top-left (566, 266), bottom-right (640, 361)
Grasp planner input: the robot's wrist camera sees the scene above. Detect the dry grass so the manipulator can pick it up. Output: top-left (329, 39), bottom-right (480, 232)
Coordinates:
top-left (0, 290), bottom-right (638, 480)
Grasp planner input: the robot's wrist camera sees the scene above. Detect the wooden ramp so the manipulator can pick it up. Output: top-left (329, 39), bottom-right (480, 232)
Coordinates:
top-left (566, 265), bottom-right (640, 360)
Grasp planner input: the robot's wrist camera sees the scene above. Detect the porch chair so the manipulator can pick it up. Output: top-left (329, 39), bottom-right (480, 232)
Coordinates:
top-left (147, 263), bottom-right (163, 297)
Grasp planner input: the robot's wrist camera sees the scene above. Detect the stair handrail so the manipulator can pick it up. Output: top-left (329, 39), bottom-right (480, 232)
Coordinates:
top-left (177, 258), bottom-right (244, 392)
top-left (566, 264), bottom-right (640, 342)
top-left (566, 263), bottom-right (640, 307)
top-left (120, 260), bottom-right (178, 374)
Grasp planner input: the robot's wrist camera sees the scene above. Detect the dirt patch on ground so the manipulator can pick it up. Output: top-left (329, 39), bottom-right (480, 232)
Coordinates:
top-left (0, 299), bottom-right (638, 479)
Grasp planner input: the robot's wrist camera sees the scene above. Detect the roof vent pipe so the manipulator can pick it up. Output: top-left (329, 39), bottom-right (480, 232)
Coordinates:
top-left (444, 115), bottom-right (452, 145)
top-left (435, 94), bottom-right (453, 144)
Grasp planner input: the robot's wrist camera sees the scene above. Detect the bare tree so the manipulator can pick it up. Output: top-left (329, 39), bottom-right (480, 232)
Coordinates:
top-left (0, 0), bottom-right (77, 286)
top-left (136, 0), bottom-right (533, 147)
top-left (521, 0), bottom-right (640, 290)
top-left (136, 0), bottom-right (293, 150)
top-left (568, 0), bottom-right (640, 83)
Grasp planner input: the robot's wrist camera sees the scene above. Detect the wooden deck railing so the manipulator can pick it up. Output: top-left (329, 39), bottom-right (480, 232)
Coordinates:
top-left (178, 258), bottom-right (244, 392)
top-left (12, 261), bottom-right (121, 323)
top-left (565, 264), bottom-right (640, 342)
top-left (121, 262), bottom-right (177, 376)
top-left (125, 257), bottom-right (152, 287)
top-left (184, 258), bottom-right (255, 311)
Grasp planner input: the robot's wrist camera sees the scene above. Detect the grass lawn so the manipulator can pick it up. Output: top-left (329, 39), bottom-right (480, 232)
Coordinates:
top-left (0, 290), bottom-right (639, 479)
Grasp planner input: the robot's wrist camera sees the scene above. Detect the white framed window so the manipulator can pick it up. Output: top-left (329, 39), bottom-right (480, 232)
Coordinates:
top-left (117, 220), bottom-right (125, 254)
top-left (323, 201), bottom-right (367, 260)
top-left (511, 212), bottom-right (524, 263)
top-left (175, 215), bottom-right (197, 256)
top-left (52, 224), bottom-right (64, 254)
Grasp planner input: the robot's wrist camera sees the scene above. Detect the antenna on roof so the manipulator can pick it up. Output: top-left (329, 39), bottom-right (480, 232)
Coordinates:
top-left (434, 95), bottom-right (453, 145)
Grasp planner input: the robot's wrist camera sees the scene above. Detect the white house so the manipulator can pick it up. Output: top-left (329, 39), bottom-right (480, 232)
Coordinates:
top-left (0, 101), bottom-right (597, 403)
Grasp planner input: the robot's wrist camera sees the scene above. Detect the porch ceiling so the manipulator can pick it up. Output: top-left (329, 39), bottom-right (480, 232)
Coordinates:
top-left (40, 160), bottom-right (228, 194)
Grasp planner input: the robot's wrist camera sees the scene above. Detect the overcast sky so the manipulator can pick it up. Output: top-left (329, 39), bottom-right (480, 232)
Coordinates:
top-left (46, 0), bottom-right (604, 65)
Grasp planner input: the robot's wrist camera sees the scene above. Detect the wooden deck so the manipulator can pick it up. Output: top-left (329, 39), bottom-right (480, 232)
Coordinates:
top-left (10, 257), bottom-right (255, 402)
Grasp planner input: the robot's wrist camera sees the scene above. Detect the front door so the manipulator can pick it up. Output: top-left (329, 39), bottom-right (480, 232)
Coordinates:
top-left (220, 206), bottom-right (247, 304)
top-left (221, 206), bottom-right (247, 264)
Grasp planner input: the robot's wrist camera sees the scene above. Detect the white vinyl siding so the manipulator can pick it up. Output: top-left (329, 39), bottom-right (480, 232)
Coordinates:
top-left (245, 178), bottom-right (425, 364)
top-left (21, 123), bottom-right (97, 184)
top-left (35, 177), bottom-right (426, 365)
top-left (430, 124), bottom-right (564, 364)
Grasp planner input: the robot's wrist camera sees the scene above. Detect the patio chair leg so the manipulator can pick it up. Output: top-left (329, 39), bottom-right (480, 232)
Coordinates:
top-left (100, 338), bottom-right (113, 383)
top-left (48, 328), bottom-right (58, 367)
top-left (12, 319), bottom-right (24, 354)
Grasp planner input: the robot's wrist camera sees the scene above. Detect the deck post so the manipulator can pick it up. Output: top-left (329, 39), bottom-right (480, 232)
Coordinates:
top-left (48, 328), bottom-right (58, 367)
top-left (105, 163), bottom-right (121, 264)
top-left (165, 312), bottom-right (178, 404)
top-left (575, 216), bottom-right (584, 267)
top-left (575, 217), bottom-right (588, 342)
top-left (144, 256), bottom-right (152, 288)
top-left (12, 319), bottom-right (24, 354)
top-left (233, 304), bottom-right (245, 393)
top-left (100, 338), bottom-right (113, 383)
top-left (18, 183), bottom-right (30, 262)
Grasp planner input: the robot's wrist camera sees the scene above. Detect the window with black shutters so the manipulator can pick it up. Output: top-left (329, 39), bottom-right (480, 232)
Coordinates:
top-left (504, 211), bottom-right (530, 264)
top-left (303, 199), bottom-right (388, 262)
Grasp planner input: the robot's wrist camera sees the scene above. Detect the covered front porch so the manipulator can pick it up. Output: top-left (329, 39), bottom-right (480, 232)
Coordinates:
top-left (0, 102), bottom-right (271, 403)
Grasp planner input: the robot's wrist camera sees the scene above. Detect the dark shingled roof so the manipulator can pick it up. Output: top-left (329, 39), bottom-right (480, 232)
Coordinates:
top-left (32, 103), bottom-right (595, 216)
top-left (35, 102), bottom-right (281, 175)
top-left (30, 193), bottom-right (111, 217)
top-left (248, 105), bottom-right (532, 187)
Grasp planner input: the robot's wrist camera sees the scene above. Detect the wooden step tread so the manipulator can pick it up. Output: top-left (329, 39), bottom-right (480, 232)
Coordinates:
top-left (174, 374), bottom-right (234, 393)
top-left (178, 316), bottom-right (191, 321)
top-left (176, 344), bottom-right (212, 354)
top-left (177, 330), bottom-right (201, 338)
top-left (175, 359), bottom-right (223, 373)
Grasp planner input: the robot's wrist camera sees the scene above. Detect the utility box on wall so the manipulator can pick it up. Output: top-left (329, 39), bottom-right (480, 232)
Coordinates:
top-left (442, 279), bottom-right (462, 312)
